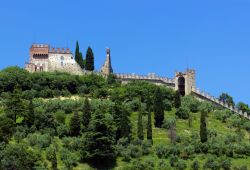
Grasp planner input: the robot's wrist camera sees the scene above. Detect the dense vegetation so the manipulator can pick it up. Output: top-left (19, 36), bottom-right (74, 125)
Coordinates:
top-left (0, 67), bottom-right (250, 170)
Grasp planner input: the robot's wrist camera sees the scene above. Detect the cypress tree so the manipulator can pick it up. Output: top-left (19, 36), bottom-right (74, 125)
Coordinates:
top-left (147, 109), bottom-right (153, 143)
top-left (200, 111), bottom-right (207, 143)
top-left (174, 90), bottom-right (181, 108)
top-left (75, 41), bottom-right (84, 69)
top-left (120, 107), bottom-right (132, 140)
top-left (82, 98), bottom-right (91, 129)
top-left (70, 112), bottom-right (81, 136)
top-left (75, 41), bottom-right (80, 65)
top-left (153, 87), bottom-right (165, 128)
top-left (137, 103), bottom-right (144, 140)
top-left (83, 110), bottom-right (116, 164)
top-left (85, 47), bottom-right (94, 71)
top-left (25, 99), bottom-right (35, 127)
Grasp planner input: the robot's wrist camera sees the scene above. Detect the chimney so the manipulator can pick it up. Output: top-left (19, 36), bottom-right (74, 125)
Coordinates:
top-left (62, 48), bottom-right (65, 53)
top-left (66, 48), bottom-right (70, 53)
top-left (57, 48), bottom-right (60, 53)
top-left (52, 48), bottom-right (55, 53)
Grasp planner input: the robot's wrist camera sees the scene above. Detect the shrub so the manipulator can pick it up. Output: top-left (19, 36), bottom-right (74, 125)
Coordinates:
top-left (128, 144), bottom-right (142, 158)
top-left (26, 132), bottom-right (51, 149)
top-left (191, 160), bottom-right (199, 170)
top-left (56, 124), bottom-right (69, 137)
top-left (155, 144), bottom-right (168, 158)
top-left (181, 95), bottom-right (200, 113)
top-left (175, 106), bottom-right (190, 119)
top-left (163, 118), bottom-right (176, 130)
top-left (176, 160), bottom-right (187, 170)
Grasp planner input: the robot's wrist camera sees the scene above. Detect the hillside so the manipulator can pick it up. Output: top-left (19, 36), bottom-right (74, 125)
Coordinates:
top-left (0, 67), bottom-right (250, 170)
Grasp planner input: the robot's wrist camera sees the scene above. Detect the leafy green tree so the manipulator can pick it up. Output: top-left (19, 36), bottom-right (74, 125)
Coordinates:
top-left (82, 98), bottom-right (91, 129)
top-left (85, 47), bottom-right (94, 71)
top-left (237, 102), bottom-right (249, 114)
top-left (60, 148), bottom-right (79, 170)
top-left (24, 99), bottom-right (35, 127)
top-left (0, 115), bottom-right (15, 143)
top-left (147, 109), bottom-right (153, 143)
top-left (46, 144), bottom-right (58, 170)
top-left (200, 111), bottom-right (208, 143)
top-left (137, 103), bottom-right (144, 140)
top-left (69, 112), bottom-right (81, 136)
top-left (3, 89), bottom-right (25, 123)
top-left (120, 105), bottom-right (132, 140)
top-left (82, 111), bottom-right (116, 165)
top-left (191, 160), bottom-right (199, 170)
top-left (153, 87), bottom-right (165, 128)
top-left (1, 143), bottom-right (38, 170)
top-left (75, 41), bottom-right (84, 69)
top-left (174, 90), bottom-right (181, 108)
top-left (175, 106), bottom-right (190, 119)
top-left (219, 93), bottom-right (235, 107)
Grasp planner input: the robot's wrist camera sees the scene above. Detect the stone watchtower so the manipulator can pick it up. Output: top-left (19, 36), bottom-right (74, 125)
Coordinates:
top-left (100, 48), bottom-right (113, 75)
top-left (175, 69), bottom-right (196, 96)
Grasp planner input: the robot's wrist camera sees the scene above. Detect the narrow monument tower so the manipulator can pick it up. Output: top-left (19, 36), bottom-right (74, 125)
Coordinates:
top-left (101, 48), bottom-right (113, 75)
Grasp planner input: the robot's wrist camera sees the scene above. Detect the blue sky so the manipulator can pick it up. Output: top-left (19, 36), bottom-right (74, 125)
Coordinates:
top-left (0, 0), bottom-right (250, 104)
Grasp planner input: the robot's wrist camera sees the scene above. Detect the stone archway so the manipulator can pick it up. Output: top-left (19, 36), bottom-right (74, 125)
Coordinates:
top-left (178, 76), bottom-right (185, 96)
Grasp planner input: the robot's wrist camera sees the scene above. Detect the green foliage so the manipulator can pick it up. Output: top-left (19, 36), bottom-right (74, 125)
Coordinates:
top-left (46, 144), bottom-right (58, 170)
top-left (219, 93), bottom-right (235, 107)
top-left (85, 47), bottom-right (94, 71)
top-left (26, 132), bottom-right (52, 149)
top-left (82, 98), bottom-right (91, 129)
top-left (60, 148), bottom-right (79, 170)
top-left (153, 87), bottom-right (165, 128)
top-left (200, 111), bottom-right (208, 143)
top-left (147, 110), bottom-right (152, 142)
top-left (75, 41), bottom-right (85, 69)
top-left (1, 143), bottom-right (38, 170)
top-left (181, 95), bottom-right (200, 113)
top-left (175, 106), bottom-right (190, 119)
top-left (137, 104), bottom-right (144, 140)
top-left (81, 111), bottom-right (116, 164)
top-left (174, 90), bottom-right (181, 108)
top-left (0, 115), bottom-right (15, 142)
top-left (191, 160), bottom-right (199, 170)
top-left (69, 112), bottom-right (81, 136)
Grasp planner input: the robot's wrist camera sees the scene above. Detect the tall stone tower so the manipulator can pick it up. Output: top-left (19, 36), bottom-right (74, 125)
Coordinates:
top-left (101, 48), bottom-right (113, 75)
top-left (175, 69), bottom-right (196, 96)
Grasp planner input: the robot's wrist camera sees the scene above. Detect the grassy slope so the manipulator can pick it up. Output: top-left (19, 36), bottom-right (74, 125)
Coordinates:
top-left (114, 109), bottom-right (250, 169)
top-left (20, 97), bottom-right (250, 169)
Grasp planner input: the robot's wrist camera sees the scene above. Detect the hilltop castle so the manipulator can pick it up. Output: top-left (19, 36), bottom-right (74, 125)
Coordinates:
top-left (24, 43), bottom-right (250, 119)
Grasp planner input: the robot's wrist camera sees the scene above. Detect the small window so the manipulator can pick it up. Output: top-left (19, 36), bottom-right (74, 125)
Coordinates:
top-left (61, 61), bottom-right (63, 66)
top-left (61, 56), bottom-right (64, 60)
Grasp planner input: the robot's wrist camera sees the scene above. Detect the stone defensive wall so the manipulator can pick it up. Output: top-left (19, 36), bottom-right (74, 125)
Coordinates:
top-left (113, 73), bottom-right (250, 120)
top-left (115, 73), bottom-right (175, 88)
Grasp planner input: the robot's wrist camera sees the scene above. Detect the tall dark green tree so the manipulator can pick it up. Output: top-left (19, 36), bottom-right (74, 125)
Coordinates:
top-left (25, 99), bottom-right (35, 127)
top-left (3, 88), bottom-right (24, 123)
top-left (82, 111), bottom-right (116, 165)
top-left (69, 112), bottom-right (81, 136)
top-left (75, 41), bottom-right (84, 69)
top-left (120, 106), bottom-right (132, 140)
top-left (153, 87), bottom-right (165, 128)
top-left (174, 90), bottom-right (181, 108)
top-left (200, 111), bottom-right (208, 143)
top-left (82, 98), bottom-right (91, 129)
top-left (137, 103), bottom-right (144, 140)
top-left (147, 109), bottom-right (153, 143)
top-left (85, 47), bottom-right (94, 71)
